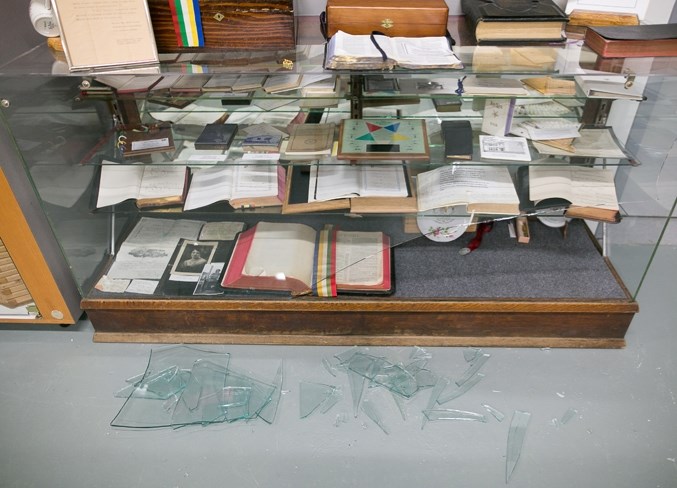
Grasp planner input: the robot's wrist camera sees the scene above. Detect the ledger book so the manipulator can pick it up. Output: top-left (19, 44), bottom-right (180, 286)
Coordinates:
top-left (221, 222), bottom-right (391, 295)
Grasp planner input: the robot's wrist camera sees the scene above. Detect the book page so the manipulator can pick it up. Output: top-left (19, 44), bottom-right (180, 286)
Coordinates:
top-left (54, 0), bottom-right (158, 70)
top-left (335, 231), bottom-right (384, 286)
top-left (136, 165), bottom-right (187, 200)
top-left (417, 165), bottom-right (519, 212)
top-left (243, 222), bottom-right (316, 288)
top-left (328, 30), bottom-right (390, 59)
top-left (183, 166), bottom-right (235, 211)
top-left (96, 163), bottom-right (144, 208)
top-left (231, 164), bottom-right (279, 199)
top-left (313, 163), bottom-right (361, 201)
top-left (571, 167), bottom-right (619, 209)
top-left (361, 165), bottom-right (409, 197)
top-left (529, 166), bottom-right (576, 204)
top-left (529, 166), bottom-right (619, 210)
top-left (391, 37), bottom-right (462, 67)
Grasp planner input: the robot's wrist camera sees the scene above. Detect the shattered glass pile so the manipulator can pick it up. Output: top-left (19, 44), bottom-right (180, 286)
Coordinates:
top-left (111, 344), bottom-right (578, 483)
top-left (111, 345), bottom-right (283, 428)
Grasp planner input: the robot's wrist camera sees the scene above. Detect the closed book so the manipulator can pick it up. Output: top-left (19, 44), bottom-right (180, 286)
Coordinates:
top-left (584, 24), bottom-right (677, 58)
top-left (194, 123), bottom-right (238, 150)
top-left (441, 120), bottom-right (473, 159)
top-left (462, 0), bottom-right (568, 43)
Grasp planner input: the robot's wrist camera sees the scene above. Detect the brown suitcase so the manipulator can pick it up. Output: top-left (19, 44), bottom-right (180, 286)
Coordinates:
top-left (147, 0), bottom-right (296, 52)
top-left (324, 0), bottom-right (449, 38)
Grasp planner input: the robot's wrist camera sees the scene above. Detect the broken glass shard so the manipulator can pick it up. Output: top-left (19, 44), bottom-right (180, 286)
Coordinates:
top-left (506, 410), bottom-right (532, 483)
top-left (422, 409), bottom-right (487, 422)
top-left (361, 399), bottom-right (390, 435)
top-left (257, 362), bottom-right (284, 425)
top-left (456, 353), bottom-right (490, 386)
top-left (299, 382), bottom-right (341, 418)
top-left (481, 403), bottom-right (505, 422)
top-left (437, 373), bottom-right (484, 404)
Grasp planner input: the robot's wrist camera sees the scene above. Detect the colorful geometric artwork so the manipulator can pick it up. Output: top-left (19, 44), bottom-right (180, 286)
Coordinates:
top-left (338, 119), bottom-right (430, 160)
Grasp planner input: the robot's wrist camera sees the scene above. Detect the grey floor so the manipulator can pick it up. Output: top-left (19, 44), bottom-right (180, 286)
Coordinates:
top-left (1, 244), bottom-right (676, 488)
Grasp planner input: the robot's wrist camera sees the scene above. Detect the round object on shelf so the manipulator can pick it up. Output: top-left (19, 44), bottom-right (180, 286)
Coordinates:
top-left (417, 207), bottom-right (473, 242)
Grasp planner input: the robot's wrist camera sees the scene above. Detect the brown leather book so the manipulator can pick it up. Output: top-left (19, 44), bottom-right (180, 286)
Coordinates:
top-left (584, 24), bottom-right (677, 58)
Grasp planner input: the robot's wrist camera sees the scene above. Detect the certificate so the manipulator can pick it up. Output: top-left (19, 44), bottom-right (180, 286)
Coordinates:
top-left (52, 0), bottom-right (159, 71)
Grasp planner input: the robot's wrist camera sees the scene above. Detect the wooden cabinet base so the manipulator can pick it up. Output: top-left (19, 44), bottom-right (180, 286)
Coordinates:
top-left (84, 298), bottom-right (637, 348)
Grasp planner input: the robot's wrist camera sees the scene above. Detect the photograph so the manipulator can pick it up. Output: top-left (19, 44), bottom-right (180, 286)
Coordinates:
top-left (170, 240), bottom-right (218, 276)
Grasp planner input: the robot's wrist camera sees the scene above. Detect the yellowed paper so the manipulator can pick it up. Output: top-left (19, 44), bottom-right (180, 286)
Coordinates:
top-left (53, 0), bottom-right (158, 70)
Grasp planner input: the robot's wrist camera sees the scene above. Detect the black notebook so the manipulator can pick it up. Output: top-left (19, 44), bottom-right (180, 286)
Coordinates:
top-left (194, 123), bottom-right (238, 150)
top-left (441, 120), bottom-right (473, 160)
top-left (461, 0), bottom-right (568, 43)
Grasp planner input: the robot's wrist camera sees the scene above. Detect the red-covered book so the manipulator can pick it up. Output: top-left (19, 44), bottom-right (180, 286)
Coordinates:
top-left (221, 222), bottom-right (392, 295)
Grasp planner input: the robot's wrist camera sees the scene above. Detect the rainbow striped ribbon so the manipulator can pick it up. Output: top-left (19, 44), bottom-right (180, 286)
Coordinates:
top-left (313, 225), bottom-right (337, 297)
top-left (168, 0), bottom-right (205, 48)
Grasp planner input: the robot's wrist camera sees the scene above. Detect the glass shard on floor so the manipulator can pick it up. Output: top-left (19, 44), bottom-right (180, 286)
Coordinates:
top-left (506, 410), bottom-right (532, 483)
top-left (110, 345), bottom-right (282, 429)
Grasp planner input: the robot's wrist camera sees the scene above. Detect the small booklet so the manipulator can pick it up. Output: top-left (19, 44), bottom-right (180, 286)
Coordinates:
top-left (416, 165), bottom-right (520, 215)
top-left (118, 125), bottom-right (175, 158)
top-left (221, 222), bottom-right (392, 295)
top-left (284, 123), bottom-right (335, 158)
top-left (182, 163), bottom-right (286, 211)
top-left (324, 30), bottom-right (463, 70)
top-left (481, 99), bottom-right (515, 137)
top-left (479, 135), bottom-right (532, 162)
top-left (95, 162), bottom-right (189, 209)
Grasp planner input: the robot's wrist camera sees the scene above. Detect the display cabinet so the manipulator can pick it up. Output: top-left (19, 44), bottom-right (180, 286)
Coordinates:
top-left (1, 17), bottom-right (675, 347)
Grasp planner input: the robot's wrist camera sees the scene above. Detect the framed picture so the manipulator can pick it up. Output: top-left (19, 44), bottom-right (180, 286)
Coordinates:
top-left (52, 0), bottom-right (159, 71)
top-left (170, 240), bottom-right (218, 277)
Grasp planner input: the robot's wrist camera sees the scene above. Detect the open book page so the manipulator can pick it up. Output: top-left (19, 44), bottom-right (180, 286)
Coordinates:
top-left (361, 165), bottom-right (409, 197)
top-left (327, 30), bottom-right (385, 60)
top-left (417, 165), bottom-right (519, 214)
top-left (335, 231), bottom-right (384, 286)
top-left (96, 163), bottom-right (144, 208)
top-left (532, 128), bottom-right (628, 158)
top-left (312, 163), bottom-right (409, 201)
top-left (135, 165), bottom-right (187, 200)
top-left (230, 164), bottom-right (280, 199)
top-left (388, 36), bottom-right (462, 68)
top-left (243, 222), bottom-right (316, 288)
top-left (530, 166), bottom-right (619, 210)
top-left (183, 166), bottom-right (234, 211)
top-left (312, 163), bottom-right (361, 201)
top-left (325, 31), bottom-right (461, 69)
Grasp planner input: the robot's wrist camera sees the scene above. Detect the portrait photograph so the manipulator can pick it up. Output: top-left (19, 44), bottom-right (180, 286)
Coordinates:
top-left (170, 240), bottom-right (218, 276)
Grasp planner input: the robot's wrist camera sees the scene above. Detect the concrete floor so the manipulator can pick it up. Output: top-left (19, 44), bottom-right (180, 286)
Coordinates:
top-left (0, 243), bottom-right (676, 488)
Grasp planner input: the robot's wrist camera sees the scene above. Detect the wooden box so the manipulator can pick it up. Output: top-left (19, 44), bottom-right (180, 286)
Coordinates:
top-left (147, 0), bottom-right (296, 52)
top-left (324, 0), bottom-right (449, 38)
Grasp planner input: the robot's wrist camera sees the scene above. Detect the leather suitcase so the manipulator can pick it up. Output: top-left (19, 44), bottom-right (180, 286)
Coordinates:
top-left (324, 0), bottom-right (448, 38)
top-left (147, 0), bottom-right (296, 52)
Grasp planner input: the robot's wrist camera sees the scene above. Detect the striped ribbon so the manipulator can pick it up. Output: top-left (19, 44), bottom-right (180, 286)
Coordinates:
top-left (313, 225), bottom-right (337, 297)
top-left (168, 0), bottom-right (205, 48)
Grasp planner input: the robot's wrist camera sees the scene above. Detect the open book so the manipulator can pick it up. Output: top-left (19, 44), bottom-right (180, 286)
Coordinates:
top-left (95, 162), bottom-right (189, 209)
top-left (282, 162), bottom-right (416, 214)
top-left (517, 165), bottom-right (621, 223)
top-left (221, 222), bottom-right (391, 295)
top-left (183, 163), bottom-right (285, 211)
top-left (324, 30), bottom-right (463, 70)
top-left (416, 165), bottom-right (520, 215)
